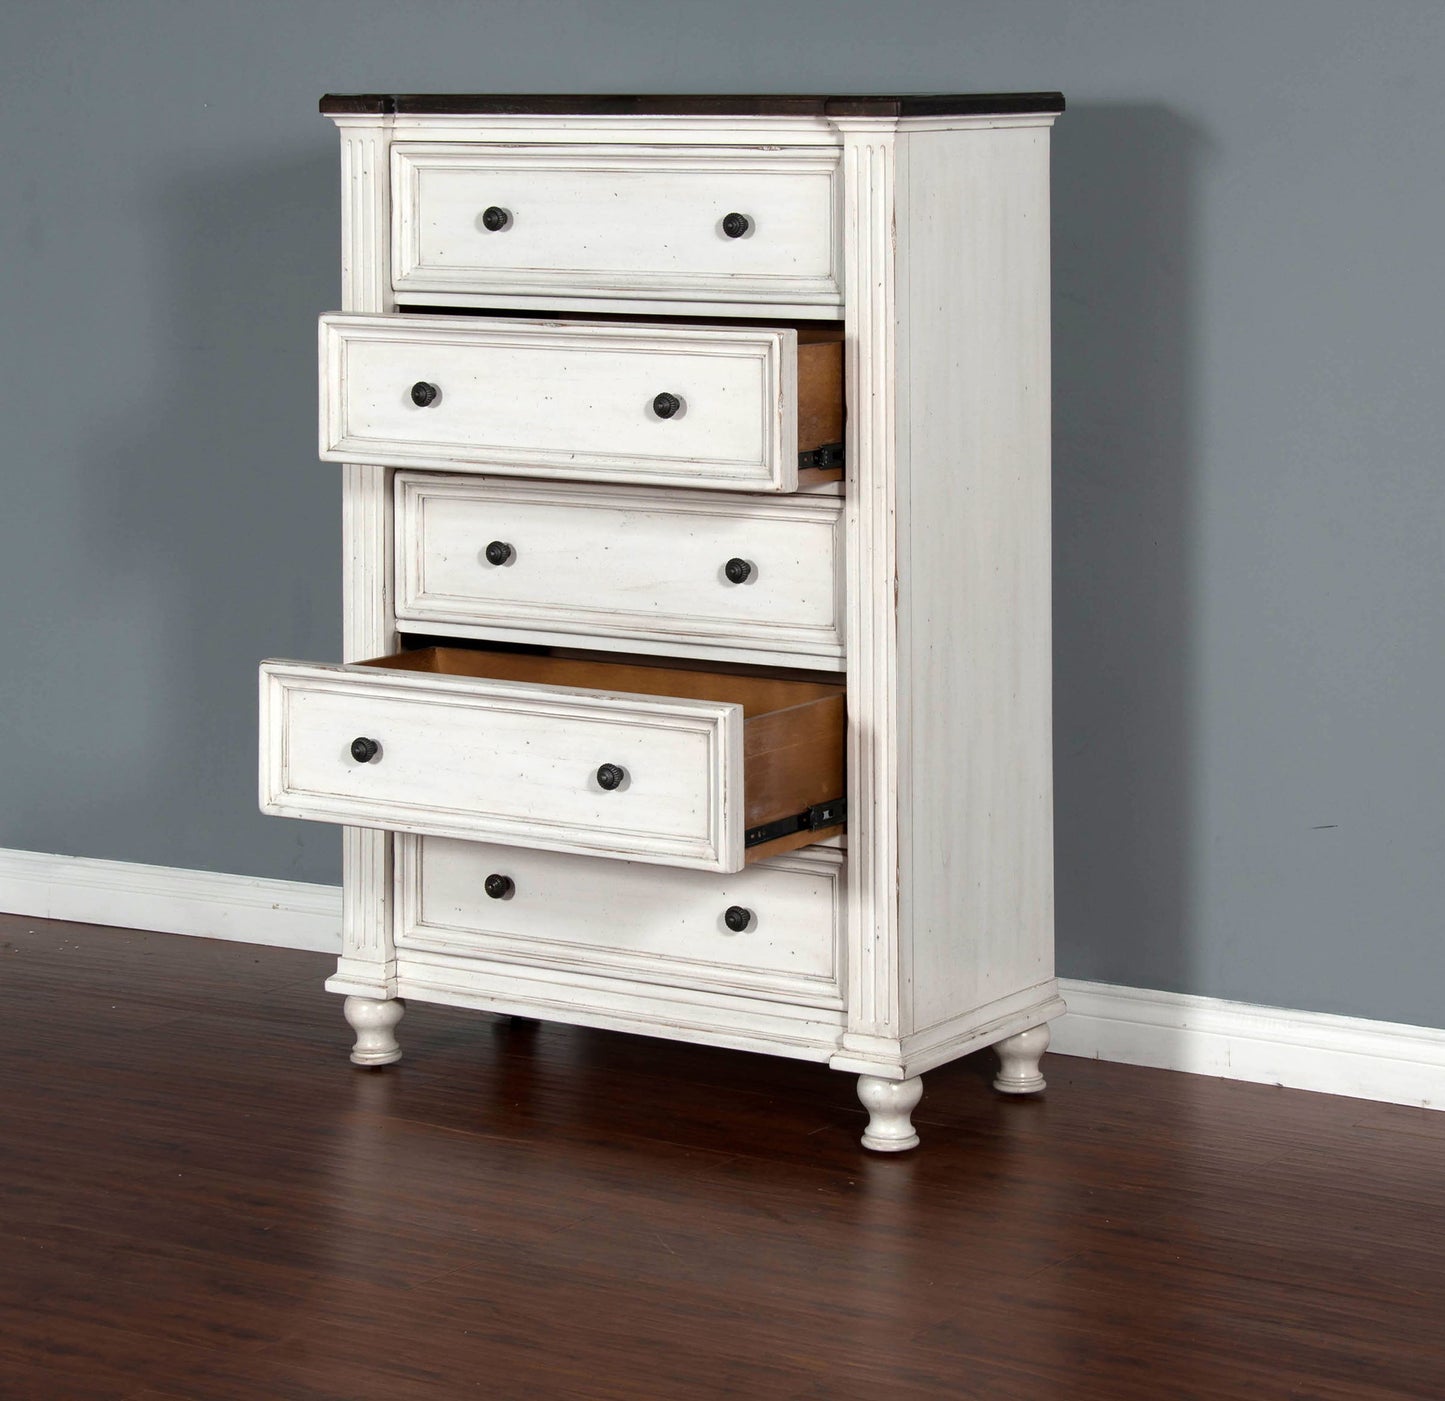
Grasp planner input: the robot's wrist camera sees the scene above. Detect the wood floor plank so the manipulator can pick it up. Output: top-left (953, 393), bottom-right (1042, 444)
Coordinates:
top-left (2, 913), bottom-right (1443, 1399)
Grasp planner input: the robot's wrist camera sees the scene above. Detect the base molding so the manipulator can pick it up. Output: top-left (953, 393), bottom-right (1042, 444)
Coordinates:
top-left (1052, 979), bottom-right (1444, 1111)
top-left (0, 846), bottom-right (341, 953)
top-left (829, 984), bottom-right (1065, 1079)
top-left (326, 956), bottom-right (398, 999)
top-left (2, 846), bottom-right (1440, 1111)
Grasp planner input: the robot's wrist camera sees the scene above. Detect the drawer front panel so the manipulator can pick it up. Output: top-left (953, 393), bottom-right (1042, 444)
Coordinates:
top-left (260, 660), bottom-right (744, 870)
top-left (398, 835), bottom-right (844, 1007)
top-left (321, 313), bottom-right (798, 492)
top-left (392, 143), bottom-right (843, 308)
top-left (396, 474), bottom-right (845, 664)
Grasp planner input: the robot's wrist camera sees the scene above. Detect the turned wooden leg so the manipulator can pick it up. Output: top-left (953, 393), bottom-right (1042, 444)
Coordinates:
top-left (857, 1074), bottom-right (923, 1152)
top-left (344, 995), bottom-right (404, 1067)
top-left (993, 1023), bottom-right (1050, 1094)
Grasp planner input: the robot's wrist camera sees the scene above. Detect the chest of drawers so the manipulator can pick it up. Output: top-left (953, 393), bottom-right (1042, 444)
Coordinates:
top-left (260, 92), bottom-right (1066, 1152)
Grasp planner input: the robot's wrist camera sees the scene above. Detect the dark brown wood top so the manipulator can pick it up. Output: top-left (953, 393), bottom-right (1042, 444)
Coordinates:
top-left (321, 92), bottom-right (1065, 118)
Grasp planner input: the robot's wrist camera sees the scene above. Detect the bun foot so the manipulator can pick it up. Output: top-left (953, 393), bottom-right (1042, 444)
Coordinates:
top-left (993, 1023), bottom-right (1049, 1094)
top-left (857, 1074), bottom-right (923, 1152)
top-left (344, 995), bottom-right (404, 1066)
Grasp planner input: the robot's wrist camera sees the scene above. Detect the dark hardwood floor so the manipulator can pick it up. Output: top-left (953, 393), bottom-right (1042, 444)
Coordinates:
top-left (2, 912), bottom-right (1442, 1400)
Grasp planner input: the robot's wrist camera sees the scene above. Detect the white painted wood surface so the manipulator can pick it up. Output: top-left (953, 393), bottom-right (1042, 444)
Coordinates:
top-left (320, 313), bottom-right (800, 492)
top-left (343, 994), bottom-right (404, 1065)
top-left (387, 115), bottom-right (843, 146)
top-left (827, 119), bottom-right (1062, 1104)
top-left (292, 104), bottom-right (1068, 1143)
top-left (392, 142), bottom-right (843, 307)
top-left (395, 472), bottom-right (844, 666)
top-left (894, 127), bottom-right (1057, 1035)
top-left (399, 835), bottom-right (843, 1007)
top-left (831, 124), bottom-right (906, 1083)
top-left (856, 1074), bottom-right (922, 1151)
top-left (993, 1024), bottom-right (1050, 1093)
top-left (386, 291), bottom-right (840, 323)
top-left (260, 659), bottom-right (745, 871)
top-left (880, 984), bottom-right (1067, 1081)
top-left (394, 949), bottom-right (846, 1062)
top-left (333, 115), bottom-right (399, 1003)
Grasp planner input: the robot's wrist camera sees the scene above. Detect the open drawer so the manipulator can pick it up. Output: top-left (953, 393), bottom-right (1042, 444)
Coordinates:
top-left (259, 647), bottom-right (844, 872)
top-left (319, 313), bottom-right (844, 492)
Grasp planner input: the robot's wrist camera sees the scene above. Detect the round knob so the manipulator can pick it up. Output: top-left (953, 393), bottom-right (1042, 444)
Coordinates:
top-left (484, 873), bottom-right (514, 900)
top-left (652, 392), bottom-right (681, 419)
top-left (724, 906), bottom-right (752, 932)
top-left (722, 212), bottom-right (751, 239)
top-left (410, 381), bottom-right (439, 407)
top-left (481, 206), bottom-right (510, 232)
top-left (596, 763), bottom-right (627, 791)
top-left (350, 737), bottom-right (380, 764)
top-left (485, 540), bottom-right (513, 566)
top-left (724, 557), bottom-right (753, 584)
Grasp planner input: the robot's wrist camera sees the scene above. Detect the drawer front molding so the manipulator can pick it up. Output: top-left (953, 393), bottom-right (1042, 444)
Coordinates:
top-left (398, 835), bottom-right (845, 1008)
top-left (395, 473), bottom-right (845, 664)
top-left (320, 313), bottom-right (800, 492)
top-left (392, 143), bottom-right (843, 307)
top-left (260, 659), bottom-right (744, 870)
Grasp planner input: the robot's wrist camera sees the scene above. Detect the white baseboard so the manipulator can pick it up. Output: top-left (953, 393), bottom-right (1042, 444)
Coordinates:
top-left (1052, 978), bottom-right (1444, 1111)
top-left (0, 847), bottom-right (340, 953)
top-left (1, 846), bottom-right (1439, 1110)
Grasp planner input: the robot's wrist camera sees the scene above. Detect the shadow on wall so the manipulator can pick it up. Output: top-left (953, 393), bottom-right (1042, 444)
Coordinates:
top-left (64, 152), bottom-right (343, 882)
top-left (1051, 104), bottom-right (1202, 996)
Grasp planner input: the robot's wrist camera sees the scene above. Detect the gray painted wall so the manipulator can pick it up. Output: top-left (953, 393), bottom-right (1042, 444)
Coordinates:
top-left (2, 2), bottom-right (1441, 1027)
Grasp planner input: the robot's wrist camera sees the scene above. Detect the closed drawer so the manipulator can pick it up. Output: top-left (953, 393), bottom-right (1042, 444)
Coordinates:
top-left (397, 835), bottom-right (844, 1008)
top-left (391, 143), bottom-right (843, 308)
top-left (260, 647), bottom-right (845, 872)
top-left (395, 473), bottom-right (844, 667)
top-left (320, 313), bottom-right (842, 493)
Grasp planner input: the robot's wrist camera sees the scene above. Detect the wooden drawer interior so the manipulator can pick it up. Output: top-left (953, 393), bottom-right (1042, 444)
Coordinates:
top-left (793, 329), bottom-right (844, 485)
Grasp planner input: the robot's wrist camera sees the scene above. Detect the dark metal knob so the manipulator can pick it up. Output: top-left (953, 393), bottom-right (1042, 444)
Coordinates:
top-left (722, 212), bottom-right (751, 239)
top-left (484, 873), bottom-right (514, 900)
top-left (724, 557), bottom-right (753, 584)
top-left (410, 381), bottom-right (439, 407)
top-left (350, 737), bottom-right (380, 764)
top-left (652, 392), bottom-right (681, 419)
top-left (596, 763), bottom-right (626, 791)
top-left (485, 541), bottom-right (513, 566)
top-left (481, 206), bottom-right (509, 231)
top-left (724, 906), bottom-right (752, 932)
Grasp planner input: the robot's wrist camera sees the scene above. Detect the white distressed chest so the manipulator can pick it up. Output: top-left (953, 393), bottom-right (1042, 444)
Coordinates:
top-left (260, 92), bottom-right (1066, 1151)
